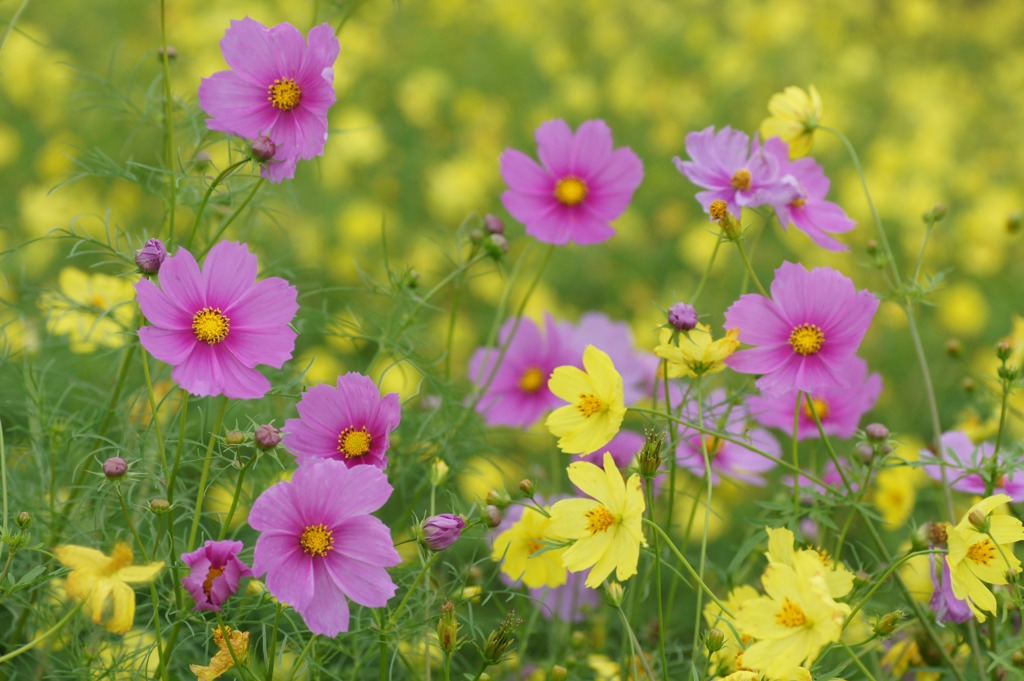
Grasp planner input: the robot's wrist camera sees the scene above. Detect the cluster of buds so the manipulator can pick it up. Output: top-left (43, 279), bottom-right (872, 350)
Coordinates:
top-left (482, 610), bottom-right (523, 664)
top-left (471, 214), bottom-right (509, 259)
top-left (996, 341), bottom-right (1020, 382)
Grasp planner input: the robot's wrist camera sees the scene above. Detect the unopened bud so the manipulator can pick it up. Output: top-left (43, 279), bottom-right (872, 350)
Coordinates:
top-left (518, 479), bottom-right (534, 497)
top-left (192, 150), bottom-right (212, 170)
top-left (571, 631), bottom-right (586, 648)
top-left (872, 610), bottom-right (903, 638)
top-left (16, 511), bottom-right (31, 528)
top-left (149, 498), bottom-right (170, 513)
top-left (998, 365), bottom-right (1020, 381)
top-left (705, 628), bottom-right (726, 653)
top-left (962, 377), bottom-right (975, 393)
top-left (945, 338), bottom-right (962, 357)
top-left (483, 610), bottom-right (522, 663)
top-left (484, 505), bottom-right (502, 528)
top-left (103, 456), bottom-right (128, 479)
top-left (157, 45), bottom-right (178, 62)
top-left (420, 514), bottom-right (465, 552)
top-left (484, 214), bottom-right (505, 235)
top-left (997, 341), bottom-right (1013, 362)
top-left (926, 521), bottom-right (949, 545)
top-left (429, 458), bottom-right (450, 487)
top-left (968, 510), bottom-right (988, 532)
top-left (225, 430), bottom-right (246, 445)
top-left (854, 444), bottom-right (874, 465)
top-left (402, 269), bottom-right (420, 289)
top-left (1007, 569), bottom-right (1020, 585)
top-left (667, 302), bottom-right (698, 331)
top-left (469, 228), bottom-right (484, 244)
top-left (923, 204), bottom-right (947, 223)
top-left (865, 423), bottom-right (889, 442)
top-left (135, 239), bottom-right (167, 274)
top-left (717, 210), bottom-right (740, 240)
top-left (250, 135), bottom-right (277, 163)
top-left (604, 582), bottom-right (624, 607)
top-left (549, 665), bottom-right (568, 681)
top-left (638, 430), bottom-right (665, 478)
top-left (485, 489), bottom-right (510, 509)
top-left (254, 424), bottom-right (281, 450)
top-left (1013, 650), bottom-right (1024, 667)
top-left (437, 600), bottom-right (459, 654)
top-left (866, 239), bottom-right (878, 255)
top-left (854, 570), bottom-right (872, 584)
top-left (485, 234), bottom-right (508, 258)
top-left (1007, 212), bottom-right (1024, 234)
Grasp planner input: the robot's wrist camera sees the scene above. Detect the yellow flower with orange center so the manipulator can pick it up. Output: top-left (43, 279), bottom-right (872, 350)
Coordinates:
top-left (654, 325), bottom-right (740, 379)
top-left (545, 345), bottom-right (626, 454)
top-left (759, 85), bottom-right (823, 158)
top-left (491, 504), bottom-right (568, 589)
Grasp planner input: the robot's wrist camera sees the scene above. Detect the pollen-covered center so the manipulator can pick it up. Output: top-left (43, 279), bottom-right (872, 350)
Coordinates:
top-left (337, 426), bottom-right (372, 459)
top-left (968, 538), bottom-right (997, 566)
top-left (709, 199), bottom-right (728, 221)
top-left (192, 307), bottom-right (230, 345)
top-left (526, 538), bottom-right (544, 555)
top-left (789, 323), bottom-right (825, 356)
top-left (774, 598), bottom-right (807, 628)
top-left (300, 523), bottom-right (334, 557)
top-left (268, 77), bottom-right (302, 111)
top-left (585, 506), bottom-right (616, 534)
top-left (202, 566), bottom-right (225, 601)
top-left (702, 435), bottom-right (724, 458)
top-left (89, 293), bottom-right (107, 308)
top-left (803, 397), bottom-right (830, 421)
top-left (519, 367), bottom-right (546, 393)
top-left (731, 168), bottom-right (752, 191)
top-left (577, 393), bottom-right (605, 418)
top-left (554, 176), bottom-right (588, 206)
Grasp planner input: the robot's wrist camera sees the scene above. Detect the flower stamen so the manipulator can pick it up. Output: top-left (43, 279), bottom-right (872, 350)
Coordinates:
top-left (192, 307), bottom-right (231, 345)
top-left (337, 426), bottom-right (372, 459)
top-left (300, 523), bottom-right (334, 557)
top-left (554, 176), bottom-right (588, 206)
top-left (268, 78), bottom-right (302, 111)
top-left (774, 598), bottom-right (807, 628)
top-left (518, 367), bottom-right (546, 393)
top-left (577, 393), bottom-right (604, 418)
top-left (584, 506), bottom-right (616, 534)
top-left (202, 566), bottom-right (225, 601)
top-left (803, 397), bottom-right (830, 421)
top-left (967, 538), bottom-right (997, 566)
top-left (789, 323), bottom-right (825, 356)
top-left (731, 168), bottom-right (752, 191)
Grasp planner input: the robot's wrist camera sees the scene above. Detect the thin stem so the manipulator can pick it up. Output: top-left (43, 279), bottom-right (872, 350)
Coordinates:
top-left (286, 634), bottom-right (317, 681)
top-left (838, 640), bottom-right (877, 681)
top-left (689, 237), bottom-right (722, 306)
top-left (615, 605), bottom-right (658, 681)
top-left (691, 378), bottom-right (713, 662)
top-left (386, 551), bottom-right (442, 630)
top-left (186, 159), bottom-right (251, 250)
top-left (116, 486), bottom-right (151, 562)
top-left (96, 343), bottom-right (137, 440)
top-left (0, 415), bottom-right (7, 549)
top-left (791, 392), bottom-right (802, 516)
top-left (0, 602), bottom-right (84, 664)
top-left (841, 549), bottom-right (940, 630)
top-left (199, 178), bottom-right (266, 259)
top-left (187, 396), bottom-right (228, 551)
top-left (218, 453), bottom-right (256, 539)
top-left (642, 518), bottom-right (733, 616)
top-left (159, 0), bottom-right (176, 241)
top-left (149, 582), bottom-right (168, 681)
top-left (645, 481), bottom-right (669, 679)
top-left (267, 603), bottom-right (283, 681)
top-left (140, 349), bottom-right (169, 480)
top-left (732, 238), bottom-right (768, 296)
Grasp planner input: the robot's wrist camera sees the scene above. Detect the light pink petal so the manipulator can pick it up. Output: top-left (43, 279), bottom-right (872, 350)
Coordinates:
top-left (332, 516), bottom-right (402, 567)
top-left (500, 149), bottom-right (553, 194)
top-left (172, 343), bottom-right (223, 397)
top-left (199, 71), bottom-right (278, 139)
top-left (502, 188), bottom-right (556, 224)
top-left (569, 120), bottom-right (613, 173)
top-left (216, 349), bottom-right (273, 399)
top-left (723, 293), bottom-right (792, 345)
top-left (202, 242), bottom-right (258, 309)
top-left (261, 155), bottom-right (300, 183)
top-left (588, 147), bottom-right (643, 202)
top-left (158, 247), bottom-right (206, 312)
top-left (225, 277), bottom-right (299, 329)
top-left (224, 325), bottom-right (296, 369)
top-left (521, 203), bottom-right (572, 245)
top-left (135, 278), bottom-right (192, 329)
top-left (255, 533), bottom-right (313, 610)
top-left (325, 553), bottom-right (397, 608)
top-left (296, 24), bottom-right (341, 85)
top-left (272, 105), bottom-right (328, 161)
top-left (138, 327), bottom-right (195, 366)
top-left (568, 205), bottom-right (617, 245)
top-left (220, 18), bottom-right (298, 86)
top-left (535, 119), bottom-right (574, 177)
top-left (726, 345), bottom-right (793, 377)
top-left (298, 563), bottom-right (350, 636)
top-left (248, 481), bottom-right (303, 534)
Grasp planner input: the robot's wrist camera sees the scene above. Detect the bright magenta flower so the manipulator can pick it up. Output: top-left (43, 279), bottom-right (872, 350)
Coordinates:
top-left (181, 540), bottom-right (253, 612)
top-left (500, 119), bottom-right (644, 245)
top-left (135, 242), bottom-right (298, 400)
top-left (199, 18), bottom-right (339, 183)
top-left (724, 262), bottom-right (878, 395)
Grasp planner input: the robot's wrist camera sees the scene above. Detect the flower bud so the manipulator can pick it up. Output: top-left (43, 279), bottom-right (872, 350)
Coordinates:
top-left (250, 135), bottom-right (277, 162)
top-left (604, 582), bottom-right (624, 607)
top-left (485, 234), bottom-right (508, 258)
top-left (225, 430), bottom-right (246, 445)
top-left (254, 424), bottom-right (281, 450)
top-left (717, 210), bottom-right (740, 240)
top-left (926, 521), bottom-right (949, 546)
top-left (483, 505), bottom-right (502, 528)
top-left (922, 204), bottom-right (947, 223)
top-left (469, 228), bottom-right (484, 244)
top-left (149, 498), bottom-right (171, 513)
top-left (1013, 650), bottom-right (1024, 667)
top-left (945, 338), bottom-right (961, 357)
top-left (638, 430), bottom-right (665, 478)
top-left (872, 610), bottom-right (903, 638)
top-left (667, 302), bottom-right (698, 331)
top-left (962, 377), bottom-right (975, 393)
top-left (485, 488), bottom-right (510, 509)
top-left (866, 239), bottom-right (878, 255)
top-left (103, 456), bottom-right (128, 479)
top-left (865, 423), bottom-right (889, 442)
top-left (437, 600), bottom-right (459, 654)
top-left (429, 458), bottom-right (450, 487)
top-left (997, 341), bottom-right (1013, 362)
top-left (518, 479), bottom-right (534, 497)
top-left (705, 628), bottom-right (726, 653)
top-left (968, 510), bottom-right (989, 532)
top-left (420, 514), bottom-right (465, 551)
top-left (549, 666), bottom-right (568, 681)
top-left (1007, 212), bottom-right (1024, 234)
top-left (483, 610), bottom-right (522, 663)
top-left (16, 511), bottom-right (31, 528)
top-left (570, 631), bottom-right (586, 648)
top-left (135, 239), bottom-right (168, 274)
top-left (157, 45), bottom-right (178, 62)
top-left (484, 214), bottom-right (505, 235)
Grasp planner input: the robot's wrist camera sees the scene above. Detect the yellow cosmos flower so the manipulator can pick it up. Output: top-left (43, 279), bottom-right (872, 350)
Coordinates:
top-left (764, 527), bottom-right (853, 600)
top-left (492, 504), bottom-right (568, 589)
top-left (190, 626), bottom-right (250, 681)
top-left (547, 452), bottom-right (646, 588)
top-left (654, 325), bottom-right (739, 379)
top-left (546, 345), bottom-right (626, 454)
top-left (759, 85), bottom-right (823, 158)
top-left (946, 494), bottom-right (1024, 621)
top-left (54, 542), bottom-right (164, 634)
top-left (704, 584), bottom-right (758, 675)
top-left (39, 268), bottom-right (136, 353)
top-left (736, 543), bottom-right (850, 678)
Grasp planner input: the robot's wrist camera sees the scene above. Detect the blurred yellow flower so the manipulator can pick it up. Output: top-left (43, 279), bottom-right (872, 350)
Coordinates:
top-left (546, 345), bottom-right (626, 454)
top-left (704, 584), bottom-right (758, 675)
top-left (548, 452), bottom-right (646, 588)
top-left (190, 626), bottom-right (249, 681)
top-left (764, 527), bottom-right (853, 599)
top-left (947, 494), bottom-right (1024, 621)
top-left (54, 542), bottom-right (164, 634)
top-left (760, 85), bottom-right (823, 158)
top-left (873, 464), bottom-right (919, 530)
top-left (654, 325), bottom-right (739, 378)
top-left (492, 504), bottom-right (568, 589)
top-left (39, 268), bottom-right (136, 353)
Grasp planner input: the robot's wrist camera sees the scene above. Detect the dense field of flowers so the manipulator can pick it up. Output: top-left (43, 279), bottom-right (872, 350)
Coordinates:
top-left (4, 1), bottom-right (1024, 679)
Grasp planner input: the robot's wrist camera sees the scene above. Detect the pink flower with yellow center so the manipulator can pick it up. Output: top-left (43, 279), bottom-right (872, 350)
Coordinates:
top-left (135, 241), bottom-right (298, 400)
top-left (283, 373), bottom-right (401, 470)
top-left (500, 119), bottom-right (644, 245)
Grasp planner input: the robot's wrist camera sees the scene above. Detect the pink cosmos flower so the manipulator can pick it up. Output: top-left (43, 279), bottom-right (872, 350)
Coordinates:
top-left (249, 459), bottom-right (400, 637)
top-left (135, 241), bottom-right (298, 400)
top-left (198, 18), bottom-right (339, 183)
top-left (762, 137), bottom-right (856, 251)
top-left (673, 126), bottom-right (798, 218)
top-left (921, 431), bottom-right (1024, 501)
top-left (282, 373), bottom-right (401, 470)
top-left (724, 261), bottom-right (879, 395)
top-left (500, 119), bottom-right (644, 245)
top-left (468, 315), bottom-right (576, 428)
top-left (181, 540), bottom-right (253, 612)
top-left (747, 356), bottom-right (883, 440)
top-left (675, 390), bottom-right (779, 485)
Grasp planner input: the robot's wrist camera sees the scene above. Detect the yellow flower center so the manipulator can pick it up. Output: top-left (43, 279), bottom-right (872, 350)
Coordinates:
top-left (267, 78), bottom-right (302, 111)
top-left (202, 566), bottom-right (225, 600)
top-left (731, 168), bottom-right (752, 191)
top-left (300, 523), bottom-right (334, 557)
top-left (968, 538), bottom-right (997, 566)
top-left (90, 293), bottom-right (107, 308)
top-left (585, 506), bottom-right (617, 534)
top-left (526, 539), bottom-right (543, 555)
top-left (774, 598), bottom-right (807, 628)
top-left (789, 323), bottom-right (825, 356)
top-left (337, 426), bottom-right (372, 459)
top-left (554, 176), bottom-right (588, 206)
top-left (790, 197), bottom-right (806, 208)
top-left (192, 307), bottom-right (231, 345)
top-left (702, 435), bottom-right (723, 458)
top-left (803, 397), bottom-right (830, 421)
top-left (109, 542), bottom-right (135, 572)
top-left (709, 199), bottom-right (728, 221)
top-left (518, 367), bottom-right (546, 393)
top-left (577, 393), bottom-right (605, 418)
top-left (815, 546), bottom-right (834, 568)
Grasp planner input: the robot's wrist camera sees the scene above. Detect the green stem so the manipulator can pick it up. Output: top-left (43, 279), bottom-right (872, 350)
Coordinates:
top-left (167, 390), bottom-right (190, 503)
top-left (733, 238), bottom-right (768, 296)
top-left (218, 452), bottom-right (256, 539)
top-left (841, 549), bottom-right (940, 631)
top-left (791, 392), bottom-right (802, 516)
top-left (149, 581), bottom-right (168, 681)
top-left (186, 159), bottom-right (251, 250)
top-left (691, 378), bottom-right (712, 664)
top-left (117, 486), bottom-right (151, 562)
top-left (645, 481), bottom-right (669, 679)
top-left (187, 396), bottom-right (228, 551)
top-left (267, 603), bottom-right (283, 681)
top-left (199, 177), bottom-right (265, 259)
top-left (0, 602), bottom-right (83, 664)
top-left (287, 634), bottom-right (317, 681)
top-left (615, 605), bottom-right (657, 681)
top-left (689, 237), bottom-right (722, 306)
top-left (159, 0), bottom-right (176, 241)
top-left (386, 551), bottom-right (442, 630)
top-left (96, 343), bottom-right (137, 440)
top-left (642, 518), bottom-right (732, 616)
top-left (140, 349), bottom-right (169, 480)
top-left (838, 639), bottom-right (877, 681)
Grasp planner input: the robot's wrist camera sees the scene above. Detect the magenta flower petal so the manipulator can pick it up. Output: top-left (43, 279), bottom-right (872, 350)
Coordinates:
top-left (181, 539), bottom-right (253, 612)
top-left (249, 459), bottom-right (399, 637)
top-left (135, 241), bottom-right (297, 400)
top-left (500, 118), bottom-right (643, 245)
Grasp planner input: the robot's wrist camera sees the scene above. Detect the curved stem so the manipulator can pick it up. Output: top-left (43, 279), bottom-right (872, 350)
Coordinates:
top-left (386, 551), bottom-right (442, 630)
top-left (733, 238), bottom-right (768, 296)
top-left (642, 518), bottom-right (732, 616)
top-left (186, 159), bottom-right (251, 250)
top-left (0, 602), bottom-right (84, 664)
top-left (187, 396), bottom-right (228, 551)
top-left (199, 177), bottom-right (266, 259)
top-left (159, 0), bottom-right (177, 241)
